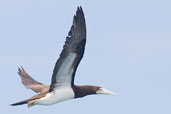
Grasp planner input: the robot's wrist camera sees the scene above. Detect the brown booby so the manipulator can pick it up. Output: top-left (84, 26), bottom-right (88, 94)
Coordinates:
top-left (11, 7), bottom-right (116, 108)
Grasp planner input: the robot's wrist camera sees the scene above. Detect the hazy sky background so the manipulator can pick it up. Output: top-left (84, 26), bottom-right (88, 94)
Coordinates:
top-left (0, 0), bottom-right (171, 114)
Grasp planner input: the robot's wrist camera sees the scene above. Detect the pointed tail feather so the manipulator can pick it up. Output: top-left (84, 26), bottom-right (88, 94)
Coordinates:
top-left (10, 100), bottom-right (28, 106)
top-left (11, 99), bottom-right (36, 108)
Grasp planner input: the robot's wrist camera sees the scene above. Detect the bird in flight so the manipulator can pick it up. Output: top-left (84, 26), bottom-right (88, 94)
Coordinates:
top-left (11, 7), bottom-right (116, 108)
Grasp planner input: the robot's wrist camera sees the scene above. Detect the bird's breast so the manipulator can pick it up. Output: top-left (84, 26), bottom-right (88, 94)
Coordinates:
top-left (35, 87), bottom-right (74, 105)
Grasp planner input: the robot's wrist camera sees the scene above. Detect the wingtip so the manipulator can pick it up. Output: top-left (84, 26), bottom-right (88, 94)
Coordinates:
top-left (77, 6), bottom-right (79, 10)
top-left (18, 66), bottom-right (23, 73)
top-left (77, 6), bottom-right (81, 10)
top-left (75, 6), bottom-right (85, 23)
top-left (76, 6), bottom-right (84, 14)
top-left (77, 6), bottom-right (82, 10)
top-left (69, 6), bottom-right (86, 38)
top-left (79, 6), bottom-right (83, 12)
top-left (9, 104), bottom-right (14, 106)
top-left (18, 66), bottom-right (21, 72)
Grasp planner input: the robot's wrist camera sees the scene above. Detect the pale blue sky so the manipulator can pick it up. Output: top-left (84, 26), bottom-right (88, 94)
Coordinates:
top-left (0, 0), bottom-right (171, 114)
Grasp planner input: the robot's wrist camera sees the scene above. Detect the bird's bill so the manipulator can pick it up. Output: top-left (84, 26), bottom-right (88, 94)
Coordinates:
top-left (96, 88), bottom-right (117, 95)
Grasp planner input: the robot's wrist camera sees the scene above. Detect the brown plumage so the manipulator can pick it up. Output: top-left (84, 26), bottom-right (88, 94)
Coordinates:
top-left (72, 85), bottom-right (100, 98)
top-left (18, 66), bottom-right (49, 93)
top-left (11, 7), bottom-right (115, 107)
top-left (11, 67), bottom-right (50, 106)
top-left (11, 67), bottom-right (100, 106)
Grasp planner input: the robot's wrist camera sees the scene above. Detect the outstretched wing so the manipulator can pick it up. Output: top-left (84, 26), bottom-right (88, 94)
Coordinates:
top-left (49, 7), bottom-right (86, 92)
top-left (18, 66), bottom-right (49, 93)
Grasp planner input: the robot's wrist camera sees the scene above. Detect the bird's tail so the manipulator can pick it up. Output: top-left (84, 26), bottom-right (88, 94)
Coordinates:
top-left (10, 99), bottom-right (35, 108)
top-left (10, 91), bottom-right (47, 108)
top-left (10, 99), bottom-right (28, 106)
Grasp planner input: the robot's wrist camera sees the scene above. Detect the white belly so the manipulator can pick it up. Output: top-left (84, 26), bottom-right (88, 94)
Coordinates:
top-left (35, 87), bottom-right (74, 105)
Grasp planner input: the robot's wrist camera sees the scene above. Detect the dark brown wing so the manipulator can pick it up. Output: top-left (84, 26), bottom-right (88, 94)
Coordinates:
top-left (18, 66), bottom-right (49, 93)
top-left (49, 7), bottom-right (86, 92)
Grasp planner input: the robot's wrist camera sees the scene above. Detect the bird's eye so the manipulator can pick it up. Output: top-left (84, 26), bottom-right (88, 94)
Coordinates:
top-left (98, 88), bottom-right (102, 90)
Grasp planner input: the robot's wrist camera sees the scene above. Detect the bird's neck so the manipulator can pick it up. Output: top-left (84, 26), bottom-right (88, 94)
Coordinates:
top-left (72, 85), bottom-right (99, 98)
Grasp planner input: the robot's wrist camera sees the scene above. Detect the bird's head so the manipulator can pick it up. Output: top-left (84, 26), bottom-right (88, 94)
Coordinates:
top-left (95, 87), bottom-right (117, 95)
top-left (73, 85), bottom-right (117, 98)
